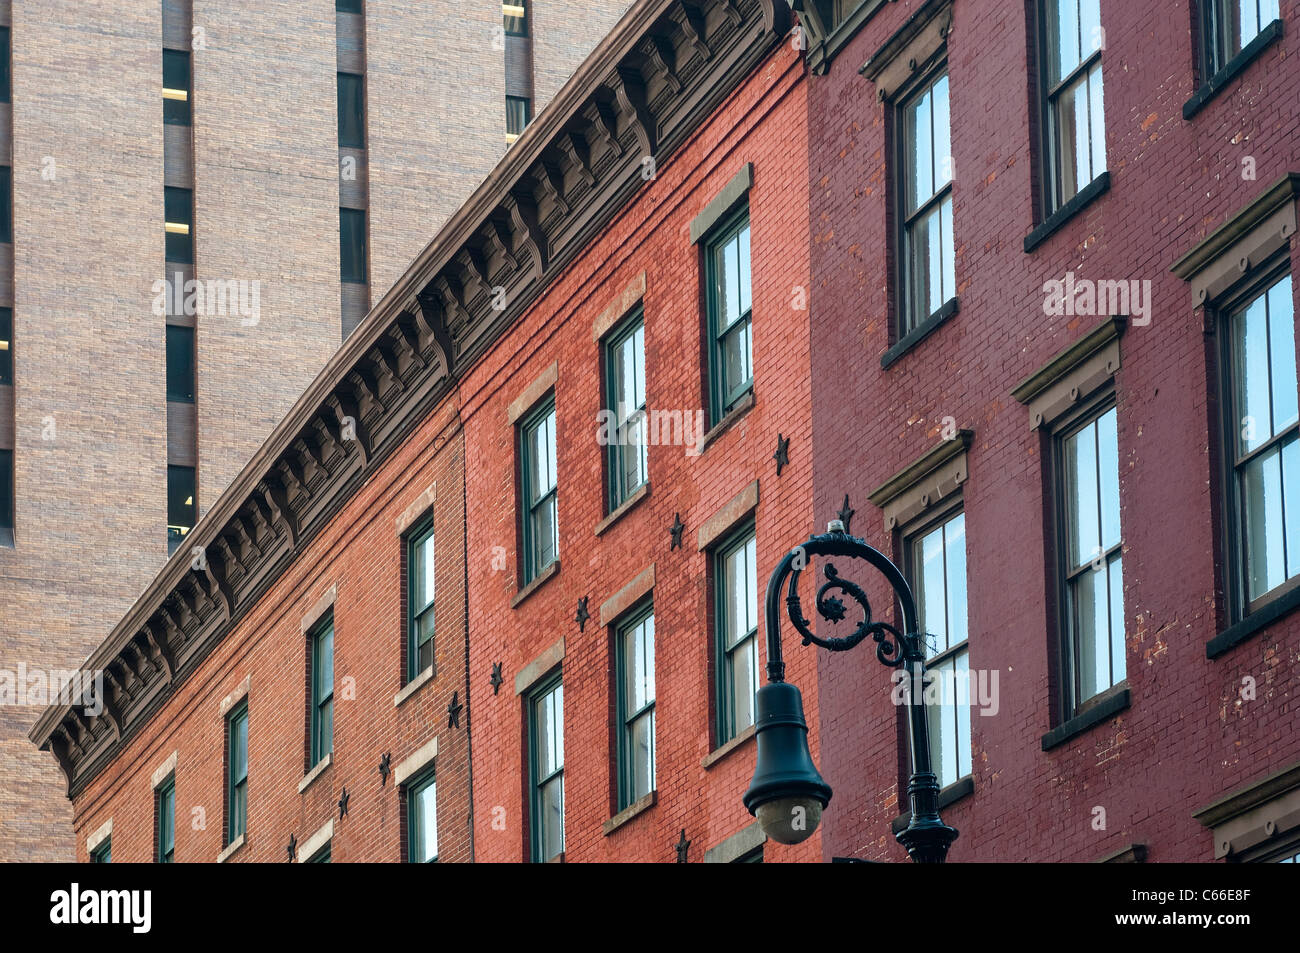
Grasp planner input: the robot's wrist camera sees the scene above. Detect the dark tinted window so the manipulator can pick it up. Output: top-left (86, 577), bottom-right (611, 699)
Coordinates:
top-left (0, 307), bottom-right (11, 385)
top-left (164, 187), bottom-right (193, 263)
top-left (167, 465), bottom-right (195, 553)
top-left (165, 324), bottom-right (195, 402)
top-left (340, 208), bottom-right (367, 283)
top-left (163, 50), bottom-right (191, 125)
top-left (337, 73), bottom-right (365, 148)
top-left (0, 27), bottom-right (11, 104)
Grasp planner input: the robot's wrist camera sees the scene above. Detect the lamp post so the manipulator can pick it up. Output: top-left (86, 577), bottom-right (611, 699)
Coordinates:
top-left (742, 520), bottom-right (959, 863)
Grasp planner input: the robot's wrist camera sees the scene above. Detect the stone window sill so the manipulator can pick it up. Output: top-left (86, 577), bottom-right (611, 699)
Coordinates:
top-left (1023, 171), bottom-right (1111, 253)
top-left (880, 297), bottom-right (959, 369)
top-left (511, 559), bottom-right (560, 609)
top-left (1208, 582), bottom-right (1300, 659)
top-left (701, 723), bottom-right (756, 770)
top-left (890, 775), bottom-right (974, 835)
top-left (1183, 20), bottom-right (1283, 120)
top-left (594, 482), bottom-right (650, 537)
top-left (394, 665), bottom-right (435, 708)
top-left (1041, 684), bottom-right (1130, 751)
top-left (298, 752), bottom-right (332, 794)
top-left (698, 390), bottom-right (755, 456)
top-left (216, 833), bottom-right (246, 863)
top-left (602, 791), bottom-right (657, 836)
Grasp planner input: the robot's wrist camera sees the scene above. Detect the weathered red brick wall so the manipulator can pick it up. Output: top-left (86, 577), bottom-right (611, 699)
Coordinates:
top-left (810, 0), bottom-right (1300, 861)
top-left (67, 399), bottom-right (469, 863)
top-left (461, 39), bottom-right (821, 862)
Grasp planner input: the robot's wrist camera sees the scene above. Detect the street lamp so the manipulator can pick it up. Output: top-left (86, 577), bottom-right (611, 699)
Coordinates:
top-left (742, 520), bottom-right (959, 863)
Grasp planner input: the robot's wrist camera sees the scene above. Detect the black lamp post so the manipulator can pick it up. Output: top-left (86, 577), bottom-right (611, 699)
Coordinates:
top-left (742, 520), bottom-right (959, 863)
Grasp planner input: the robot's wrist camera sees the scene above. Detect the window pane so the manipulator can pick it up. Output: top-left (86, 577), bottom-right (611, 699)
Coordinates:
top-left (1079, 0), bottom-right (1102, 58)
top-left (0, 449), bottom-right (12, 530)
top-left (1269, 276), bottom-right (1298, 431)
top-left (1243, 444), bottom-right (1287, 599)
top-left (1065, 420), bottom-right (1101, 569)
top-left (926, 655), bottom-right (959, 787)
top-left (906, 85), bottom-right (934, 211)
top-left (165, 324), bottom-right (195, 403)
top-left (340, 208), bottom-right (367, 283)
top-left (0, 28), bottom-right (10, 104)
top-left (506, 96), bottom-right (531, 136)
top-left (164, 187), bottom-right (193, 264)
top-left (1073, 560), bottom-right (1108, 701)
top-left (163, 50), bottom-right (190, 126)
top-left (933, 75), bottom-right (951, 189)
top-left (232, 711), bottom-right (247, 780)
top-left (1108, 555), bottom-right (1126, 684)
top-left (540, 775), bottom-right (563, 858)
top-left (738, 223), bottom-right (752, 317)
top-left (917, 523), bottom-right (948, 652)
top-left (1097, 407), bottom-right (1121, 551)
top-left (1, 306), bottom-right (14, 385)
top-left (412, 778), bottom-right (438, 862)
top-left (955, 649), bottom-right (972, 779)
top-left (944, 513), bottom-right (969, 645)
top-left (1235, 283), bottom-right (1274, 454)
top-left (730, 636), bottom-right (757, 733)
top-left (337, 73), bottom-right (365, 149)
top-left (1049, 0), bottom-right (1082, 85)
top-left (1087, 63), bottom-right (1106, 180)
top-left (504, 1), bottom-right (528, 36)
top-left (336, 0), bottom-right (363, 12)
top-left (629, 711), bottom-right (654, 799)
top-left (167, 465), bottom-right (196, 551)
top-left (939, 194), bottom-right (955, 306)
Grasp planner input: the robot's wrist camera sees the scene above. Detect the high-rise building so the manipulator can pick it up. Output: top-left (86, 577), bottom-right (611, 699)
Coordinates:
top-left (0, 0), bottom-right (632, 862)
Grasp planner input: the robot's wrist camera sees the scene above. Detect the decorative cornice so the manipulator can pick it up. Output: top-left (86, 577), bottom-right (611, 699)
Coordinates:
top-left (859, 0), bottom-right (951, 97)
top-left (867, 429), bottom-right (972, 530)
top-left (32, 0), bottom-right (793, 797)
top-left (1011, 315), bottom-right (1126, 428)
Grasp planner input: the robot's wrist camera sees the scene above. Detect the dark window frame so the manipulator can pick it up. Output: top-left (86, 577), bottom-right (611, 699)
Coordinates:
top-left (165, 323), bottom-right (195, 403)
top-left (1050, 388), bottom-right (1125, 719)
top-left (615, 601), bottom-right (656, 810)
top-left (1215, 257), bottom-right (1299, 624)
top-left (1035, 0), bottom-right (1107, 218)
top-left (405, 766), bottom-right (439, 863)
top-left (337, 71), bottom-right (365, 149)
top-left (603, 308), bottom-right (649, 512)
top-left (519, 396), bottom-right (558, 585)
top-left (900, 497), bottom-right (972, 789)
top-left (309, 614), bottom-right (335, 768)
top-left (155, 775), bottom-right (175, 863)
top-left (405, 515), bottom-right (436, 682)
top-left (225, 701), bottom-right (248, 846)
top-left (339, 207), bottom-right (367, 284)
top-left (713, 522), bottom-right (758, 746)
top-left (893, 54), bottom-right (955, 338)
top-left (90, 838), bottom-right (112, 863)
top-left (528, 671), bottom-right (564, 862)
top-left (704, 205), bottom-right (754, 426)
top-left (1199, 0), bottom-right (1282, 77)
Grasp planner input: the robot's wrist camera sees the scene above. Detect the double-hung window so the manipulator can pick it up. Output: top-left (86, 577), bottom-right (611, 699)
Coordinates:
top-left (715, 526), bottom-right (758, 744)
top-left (529, 675), bottom-right (564, 862)
top-left (90, 839), bottom-right (111, 863)
top-left (310, 615), bottom-right (335, 767)
top-left (155, 776), bottom-right (175, 863)
top-left (705, 209), bottom-right (753, 423)
top-left (1040, 0), bottom-right (1106, 212)
top-left (407, 769), bottom-right (438, 863)
top-left (906, 506), bottom-right (971, 788)
top-left (1201, 1), bottom-right (1281, 75)
top-left (616, 605), bottom-right (655, 808)
top-left (407, 518), bottom-right (436, 679)
top-left (899, 68), bottom-right (954, 333)
top-left (1224, 272), bottom-right (1299, 612)
top-left (1057, 401), bottom-right (1125, 712)
top-left (520, 399), bottom-right (558, 583)
top-left (226, 702), bottom-right (248, 844)
top-left (605, 311), bottom-right (648, 510)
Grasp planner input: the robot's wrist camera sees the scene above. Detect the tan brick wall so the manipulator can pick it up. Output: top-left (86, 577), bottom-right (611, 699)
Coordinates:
top-left (1, 0), bottom-right (166, 863)
top-left (532, 0), bottom-right (634, 113)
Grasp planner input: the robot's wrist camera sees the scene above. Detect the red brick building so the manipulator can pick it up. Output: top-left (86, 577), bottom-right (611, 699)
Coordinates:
top-left (802, 0), bottom-right (1300, 862)
top-left (29, 0), bottom-right (1300, 865)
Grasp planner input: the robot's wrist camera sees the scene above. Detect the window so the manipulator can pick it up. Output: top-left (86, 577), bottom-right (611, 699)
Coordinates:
top-left (167, 465), bottom-right (195, 554)
top-left (336, 0), bottom-right (363, 12)
top-left (407, 518), bottom-right (436, 679)
top-left (1224, 272), bottom-right (1299, 612)
top-left (504, 1), bottom-right (528, 37)
top-left (155, 776), bottom-right (175, 863)
top-left (529, 675), bottom-right (564, 861)
top-left (0, 449), bottom-right (12, 536)
top-left (715, 526), bottom-right (758, 743)
top-left (1039, 0), bottom-right (1106, 213)
top-left (165, 324), bottom-right (195, 403)
top-left (340, 208), bottom-right (367, 283)
top-left (898, 69), bottom-right (955, 333)
top-left (604, 311), bottom-right (648, 510)
top-left (163, 50), bottom-right (191, 126)
top-left (337, 72), bottom-right (365, 149)
top-left (705, 209), bottom-right (753, 423)
top-left (226, 702), bottom-right (248, 845)
top-left (305, 842), bottom-right (331, 862)
top-left (0, 306), bottom-right (11, 384)
top-left (165, 187), bottom-right (193, 264)
top-left (0, 164), bottom-right (11, 244)
top-left (310, 615), bottom-right (335, 767)
top-left (1202, 0), bottom-right (1281, 74)
top-left (616, 605), bottom-right (655, 808)
top-left (406, 769), bottom-right (438, 863)
top-left (90, 839), bottom-right (111, 863)
top-left (0, 27), bottom-right (10, 103)
top-left (506, 96), bottom-right (531, 142)
top-left (520, 399), bottom-right (558, 583)
top-left (1057, 401), bottom-right (1125, 712)
top-left (906, 507), bottom-right (971, 789)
